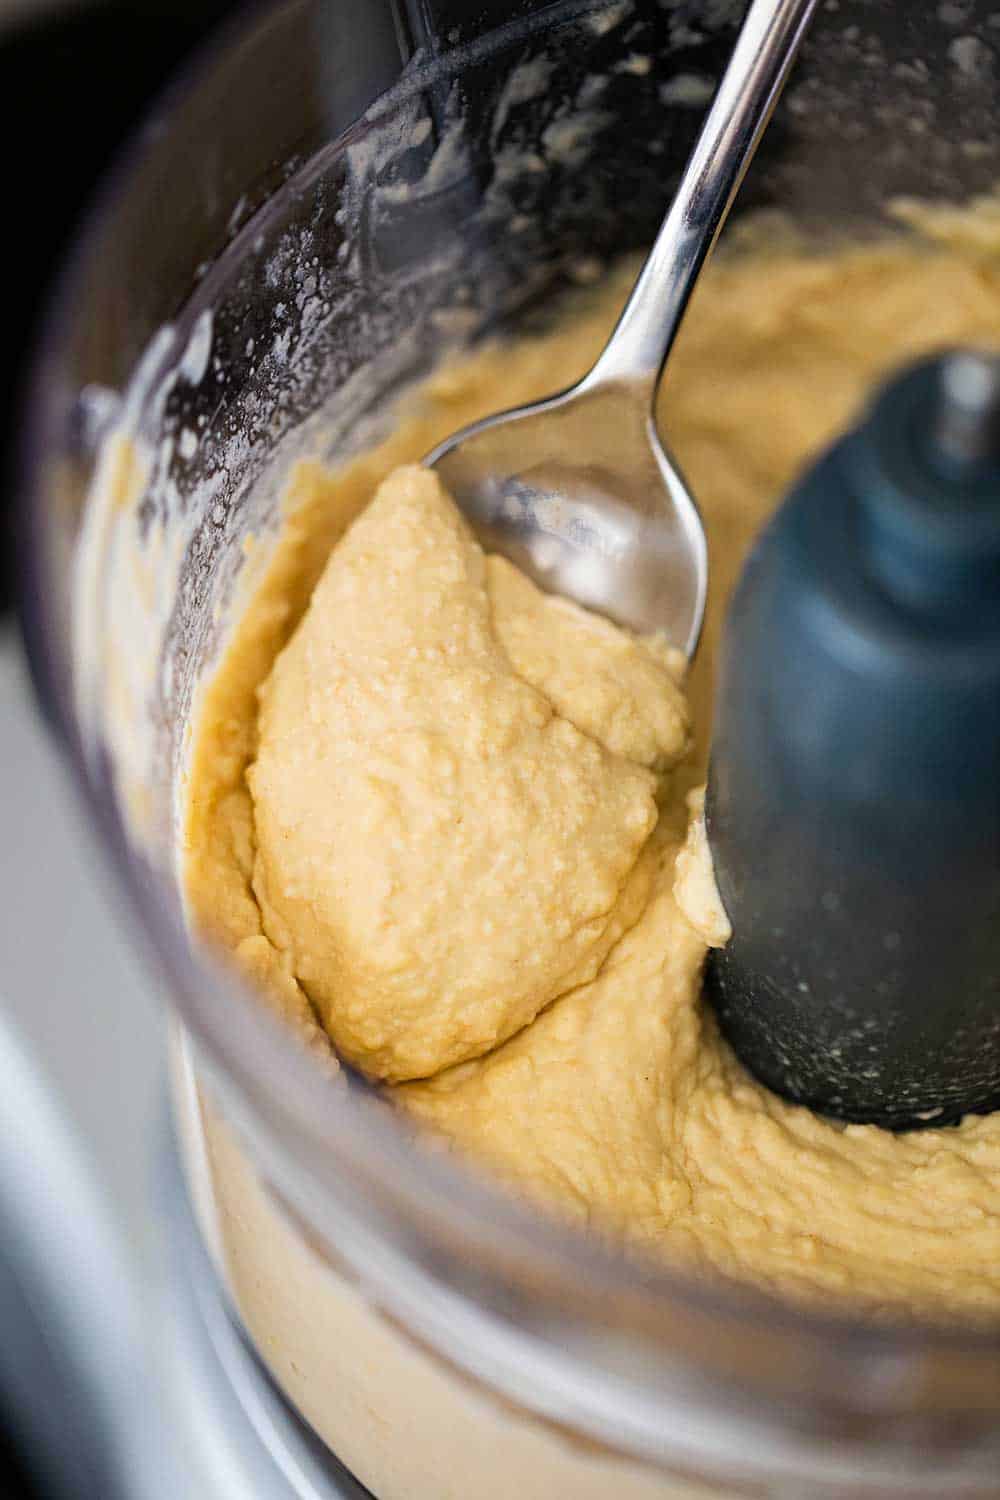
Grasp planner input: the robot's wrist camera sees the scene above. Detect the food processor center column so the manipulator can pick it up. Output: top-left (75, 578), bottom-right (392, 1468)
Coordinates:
top-left (706, 350), bottom-right (1000, 1130)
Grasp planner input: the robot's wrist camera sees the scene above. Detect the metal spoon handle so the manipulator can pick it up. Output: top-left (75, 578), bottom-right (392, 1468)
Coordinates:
top-left (583, 0), bottom-right (819, 394)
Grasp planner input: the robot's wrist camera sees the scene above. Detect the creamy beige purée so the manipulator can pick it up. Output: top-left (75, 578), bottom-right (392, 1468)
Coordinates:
top-left (184, 226), bottom-right (1000, 1327)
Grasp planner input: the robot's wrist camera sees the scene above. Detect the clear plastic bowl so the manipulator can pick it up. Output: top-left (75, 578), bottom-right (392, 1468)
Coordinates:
top-left (20, 1), bottom-right (1000, 1495)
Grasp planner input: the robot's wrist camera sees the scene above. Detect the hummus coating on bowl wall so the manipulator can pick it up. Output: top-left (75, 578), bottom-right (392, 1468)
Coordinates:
top-left (183, 217), bottom-right (1000, 1318)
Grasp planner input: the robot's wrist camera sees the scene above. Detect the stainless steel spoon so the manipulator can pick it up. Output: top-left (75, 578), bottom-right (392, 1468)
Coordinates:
top-left (427, 0), bottom-right (818, 659)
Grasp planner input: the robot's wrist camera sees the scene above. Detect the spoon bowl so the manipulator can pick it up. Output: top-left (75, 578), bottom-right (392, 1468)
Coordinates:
top-left (427, 376), bottom-right (706, 653)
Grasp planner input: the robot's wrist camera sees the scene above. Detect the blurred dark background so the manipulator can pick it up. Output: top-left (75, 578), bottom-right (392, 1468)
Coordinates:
top-left (1, 0), bottom-right (241, 620)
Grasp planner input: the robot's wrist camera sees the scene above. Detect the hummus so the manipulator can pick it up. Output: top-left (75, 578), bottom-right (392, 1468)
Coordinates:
top-left (248, 467), bottom-right (684, 1081)
top-left (183, 227), bottom-right (1000, 1318)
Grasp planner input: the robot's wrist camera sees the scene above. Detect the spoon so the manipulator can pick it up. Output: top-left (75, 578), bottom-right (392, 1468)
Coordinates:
top-left (427, 0), bottom-right (818, 658)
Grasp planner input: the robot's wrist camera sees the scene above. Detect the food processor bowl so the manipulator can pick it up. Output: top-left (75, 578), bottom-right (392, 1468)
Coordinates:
top-left (20, 2), bottom-right (1000, 1496)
